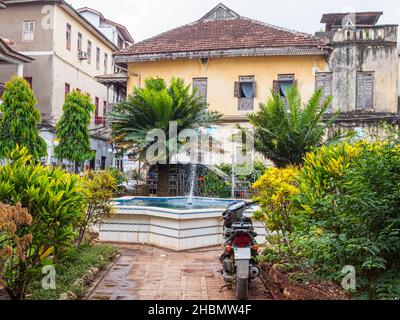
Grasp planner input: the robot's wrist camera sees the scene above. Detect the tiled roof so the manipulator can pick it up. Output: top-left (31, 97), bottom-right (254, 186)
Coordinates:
top-left (116, 5), bottom-right (329, 62)
top-left (0, 37), bottom-right (33, 63)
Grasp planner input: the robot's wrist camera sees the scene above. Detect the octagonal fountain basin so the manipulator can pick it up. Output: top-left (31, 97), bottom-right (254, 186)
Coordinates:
top-left (99, 197), bottom-right (267, 251)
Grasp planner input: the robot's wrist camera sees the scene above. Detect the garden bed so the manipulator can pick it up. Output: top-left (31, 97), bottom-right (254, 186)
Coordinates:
top-left (26, 244), bottom-right (119, 300)
top-left (260, 263), bottom-right (349, 300)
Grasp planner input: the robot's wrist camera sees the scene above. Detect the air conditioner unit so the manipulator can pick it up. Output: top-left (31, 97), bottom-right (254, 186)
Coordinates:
top-left (78, 50), bottom-right (88, 60)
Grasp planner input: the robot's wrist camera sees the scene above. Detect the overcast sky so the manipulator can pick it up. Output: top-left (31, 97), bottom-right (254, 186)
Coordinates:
top-left (68, 0), bottom-right (400, 42)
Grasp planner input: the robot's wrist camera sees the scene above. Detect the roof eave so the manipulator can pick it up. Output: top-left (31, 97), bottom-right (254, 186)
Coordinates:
top-left (115, 47), bottom-right (329, 63)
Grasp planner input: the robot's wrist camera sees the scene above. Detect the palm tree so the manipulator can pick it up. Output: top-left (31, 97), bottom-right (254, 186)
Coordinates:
top-left (248, 86), bottom-right (334, 168)
top-left (109, 77), bottom-right (220, 195)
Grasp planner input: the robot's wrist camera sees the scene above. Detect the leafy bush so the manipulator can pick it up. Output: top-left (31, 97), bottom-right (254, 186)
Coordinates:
top-left (254, 138), bottom-right (400, 299)
top-left (203, 172), bottom-right (230, 198)
top-left (76, 170), bottom-right (117, 246)
top-left (253, 166), bottom-right (299, 239)
top-left (0, 77), bottom-right (47, 160)
top-left (248, 86), bottom-right (334, 168)
top-left (27, 244), bottom-right (118, 300)
top-left (0, 203), bottom-right (33, 300)
top-left (106, 167), bottom-right (127, 185)
top-left (0, 146), bottom-right (87, 299)
top-left (54, 90), bottom-right (95, 172)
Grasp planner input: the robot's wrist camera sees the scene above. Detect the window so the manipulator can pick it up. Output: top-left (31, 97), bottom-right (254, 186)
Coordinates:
top-left (234, 76), bottom-right (256, 111)
top-left (104, 53), bottom-right (108, 74)
top-left (103, 100), bottom-right (107, 125)
top-left (22, 20), bottom-right (35, 42)
top-left (315, 72), bottom-right (333, 112)
top-left (356, 72), bottom-right (374, 111)
top-left (87, 41), bottom-right (92, 64)
top-left (0, 83), bottom-right (5, 101)
top-left (273, 74), bottom-right (296, 99)
top-left (96, 47), bottom-right (100, 70)
top-left (118, 36), bottom-right (124, 49)
top-left (95, 97), bottom-right (103, 125)
top-left (193, 78), bottom-right (208, 103)
top-left (65, 83), bottom-right (70, 98)
top-left (77, 33), bottom-right (82, 53)
top-left (24, 77), bottom-right (32, 89)
top-left (66, 23), bottom-right (71, 51)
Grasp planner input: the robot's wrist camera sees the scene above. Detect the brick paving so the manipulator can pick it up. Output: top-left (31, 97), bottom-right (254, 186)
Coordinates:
top-left (87, 244), bottom-right (270, 301)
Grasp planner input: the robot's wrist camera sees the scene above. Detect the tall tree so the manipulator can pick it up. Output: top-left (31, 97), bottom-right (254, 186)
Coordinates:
top-left (54, 90), bottom-right (95, 172)
top-left (109, 77), bottom-right (221, 195)
top-left (248, 86), bottom-right (334, 168)
top-left (0, 76), bottom-right (46, 160)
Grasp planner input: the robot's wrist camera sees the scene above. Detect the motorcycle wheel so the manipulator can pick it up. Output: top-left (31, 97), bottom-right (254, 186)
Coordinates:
top-left (236, 278), bottom-right (249, 300)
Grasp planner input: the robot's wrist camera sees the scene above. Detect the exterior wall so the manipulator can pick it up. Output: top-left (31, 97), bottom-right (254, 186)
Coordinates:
top-left (328, 26), bottom-right (398, 114)
top-left (0, 2), bottom-right (116, 168)
top-left (0, 2), bottom-right (54, 52)
top-left (52, 53), bottom-right (109, 126)
top-left (0, 3), bottom-right (54, 115)
top-left (52, 5), bottom-right (115, 127)
top-left (127, 55), bottom-right (329, 117)
top-left (79, 11), bottom-right (117, 45)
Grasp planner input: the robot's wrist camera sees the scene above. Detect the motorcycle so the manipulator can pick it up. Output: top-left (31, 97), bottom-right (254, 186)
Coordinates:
top-left (219, 200), bottom-right (260, 300)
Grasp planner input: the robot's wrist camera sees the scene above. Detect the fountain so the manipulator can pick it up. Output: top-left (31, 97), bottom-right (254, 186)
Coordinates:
top-left (187, 163), bottom-right (197, 205)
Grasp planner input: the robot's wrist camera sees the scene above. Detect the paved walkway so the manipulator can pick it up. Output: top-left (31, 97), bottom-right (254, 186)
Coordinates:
top-left (87, 244), bottom-right (270, 300)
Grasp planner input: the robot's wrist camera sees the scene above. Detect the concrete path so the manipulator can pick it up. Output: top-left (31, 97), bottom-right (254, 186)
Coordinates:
top-left (87, 244), bottom-right (270, 300)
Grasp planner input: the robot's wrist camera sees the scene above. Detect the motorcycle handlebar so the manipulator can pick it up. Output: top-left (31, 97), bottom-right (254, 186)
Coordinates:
top-left (245, 200), bottom-right (259, 206)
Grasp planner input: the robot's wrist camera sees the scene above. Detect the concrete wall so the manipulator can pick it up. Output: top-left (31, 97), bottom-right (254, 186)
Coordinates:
top-left (329, 25), bottom-right (398, 114)
top-left (0, 3), bottom-right (54, 114)
top-left (127, 55), bottom-right (329, 117)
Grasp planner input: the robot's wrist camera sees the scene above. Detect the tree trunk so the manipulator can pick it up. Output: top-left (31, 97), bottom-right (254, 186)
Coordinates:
top-left (157, 164), bottom-right (170, 196)
top-left (74, 161), bottom-right (79, 174)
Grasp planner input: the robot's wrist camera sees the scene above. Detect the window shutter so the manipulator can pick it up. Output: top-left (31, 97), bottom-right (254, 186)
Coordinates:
top-left (251, 81), bottom-right (257, 98)
top-left (316, 73), bottom-right (333, 107)
top-left (234, 81), bottom-right (241, 97)
top-left (273, 80), bottom-right (279, 94)
top-left (357, 72), bottom-right (374, 110)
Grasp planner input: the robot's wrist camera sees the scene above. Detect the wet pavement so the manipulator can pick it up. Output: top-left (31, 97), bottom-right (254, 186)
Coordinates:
top-left (87, 244), bottom-right (270, 300)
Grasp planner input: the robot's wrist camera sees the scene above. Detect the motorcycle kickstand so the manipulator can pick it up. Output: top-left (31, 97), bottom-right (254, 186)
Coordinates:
top-left (219, 283), bottom-right (233, 292)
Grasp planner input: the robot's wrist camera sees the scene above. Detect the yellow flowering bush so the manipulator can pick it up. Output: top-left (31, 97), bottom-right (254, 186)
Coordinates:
top-left (253, 166), bottom-right (300, 237)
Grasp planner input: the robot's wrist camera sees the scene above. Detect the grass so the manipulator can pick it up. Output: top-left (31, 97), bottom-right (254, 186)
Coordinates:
top-left (27, 243), bottom-right (119, 300)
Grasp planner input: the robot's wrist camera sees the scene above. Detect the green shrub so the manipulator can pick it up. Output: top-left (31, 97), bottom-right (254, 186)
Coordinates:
top-left (27, 244), bottom-right (118, 300)
top-left (0, 146), bottom-right (87, 299)
top-left (254, 138), bottom-right (400, 299)
top-left (76, 170), bottom-right (117, 245)
top-left (0, 76), bottom-right (47, 160)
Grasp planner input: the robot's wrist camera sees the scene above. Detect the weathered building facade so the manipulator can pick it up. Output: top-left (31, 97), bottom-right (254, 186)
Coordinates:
top-left (317, 12), bottom-right (399, 134)
top-left (0, 0), bottom-right (133, 170)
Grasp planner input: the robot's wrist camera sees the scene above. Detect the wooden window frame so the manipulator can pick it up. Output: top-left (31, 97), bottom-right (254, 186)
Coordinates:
top-left (96, 47), bottom-right (100, 70)
top-left (24, 77), bottom-right (33, 89)
top-left (104, 53), bottom-right (108, 74)
top-left (234, 76), bottom-right (256, 111)
top-left (315, 72), bottom-right (333, 111)
top-left (87, 40), bottom-right (92, 64)
top-left (22, 20), bottom-right (35, 42)
top-left (356, 71), bottom-right (375, 111)
top-left (77, 32), bottom-right (82, 53)
top-left (193, 77), bottom-right (208, 103)
top-left (66, 23), bottom-right (72, 51)
top-left (64, 83), bottom-right (70, 98)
